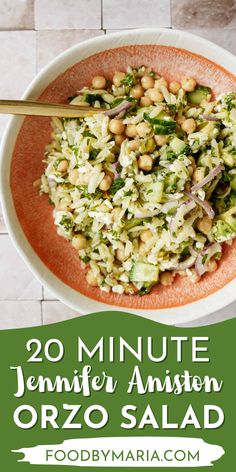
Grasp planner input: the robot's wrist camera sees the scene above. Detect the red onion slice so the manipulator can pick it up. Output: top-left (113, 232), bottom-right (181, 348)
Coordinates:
top-left (169, 199), bottom-right (196, 235)
top-left (201, 114), bottom-right (221, 122)
top-left (189, 245), bottom-right (198, 258)
top-left (104, 101), bottom-right (132, 118)
top-left (195, 242), bottom-right (222, 276)
top-left (112, 161), bottom-right (121, 178)
top-left (191, 164), bottom-right (223, 193)
top-left (185, 191), bottom-right (215, 219)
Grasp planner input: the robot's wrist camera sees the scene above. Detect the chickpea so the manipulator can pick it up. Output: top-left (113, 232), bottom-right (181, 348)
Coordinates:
top-left (185, 181), bottom-right (191, 191)
top-left (182, 77), bottom-right (197, 92)
top-left (115, 134), bottom-right (126, 146)
top-left (181, 118), bottom-right (196, 134)
top-left (188, 155), bottom-right (196, 169)
top-left (113, 71), bottom-right (125, 87)
top-left (99, 174), bottom-right (113, 191)
top-left (147, 88), bottom-right (163, 103)
top-left (160, 271), bottom-right (174, 286)
top-left (140, 229), bottom-right (153, 242)
top-left (154, 77), bottom-right (168, 90)
top-left (138, 154), bottom-right (153, 171)
top-left (112, 207), bottom-right (121, 221)
top-left (207, 259), bottom-right (218, 273)
top-left (72, 234), bottom-right (87, 250)
top-left (57, 160), bottom-right (68, 173)
top-left (68, 169), bottom-right (80, 185)
top-left (109, 118), bottom-right (125, 135)
top-left (33, 178), bottom-right (41, 188)
top-left (130, 84), bottom-right (144, 99)
top-left (197, 216), bottom-right (213, 235)
top-left (128, 140), bottom-right (140, 151)
top-left (169, 81), bottom-right (181, 94)
top-left (124, 283), bottom-right (139, 295)
top-left (108, 152), bottom-right (115, 162)
top-left (86, 270), bottom-right (98, 287)
top-left (125, 124), bottom-right (137, 138)
top-left (140, 95), bottom-right (153, 107)
top-left (91, 75), bottom-right (106, 89)
top-left (188, 268), bottom-right (201, 283)
top-left (141, 75), bottom-right (155, 90)
top-left (136, 122), bottom-right (151, 138)
top-left (57, 201), bottom-right (70, 211)
top-left (154, 135), bottom-right (168, 146)
top-left (139, 241), bottom-right (148, 256)
top-left (116, 248), bottom-right (127, 262)
top-left (176, 115), bottom-right (185, 126)
top-left (193, 166), bottom-right (205, 183)
top-left (188, 165), bottom-right (194, 177)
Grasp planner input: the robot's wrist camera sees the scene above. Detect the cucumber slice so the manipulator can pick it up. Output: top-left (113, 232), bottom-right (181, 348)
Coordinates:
top-left (145, 181), bottom-right (164, 203)
top-left (230, 175), bottom-right (236, 191)
top-left (219, 206), bottom-right (236, 232)
top-left (222, 149), bottom-right (236, 167)
top-left (144, 112), bottom-right (176, 126)
top-left (169, 137), bottom-right (188, 155)
top-left (154, 124), bottom-right (176, 135)
top-left (187, 85), bottom-right (212, 105)
top-left (144, 112), bottom-right (176, 135)
top-left (130, 262), bottom-right (159, 283)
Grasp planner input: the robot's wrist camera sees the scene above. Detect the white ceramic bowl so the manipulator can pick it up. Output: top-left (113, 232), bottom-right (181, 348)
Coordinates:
top-left (1, 28), bottom-right (236, 325)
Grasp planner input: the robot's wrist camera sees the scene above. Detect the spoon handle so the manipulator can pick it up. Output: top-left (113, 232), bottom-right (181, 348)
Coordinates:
top-left (0, 100), bottom-right (106, 118)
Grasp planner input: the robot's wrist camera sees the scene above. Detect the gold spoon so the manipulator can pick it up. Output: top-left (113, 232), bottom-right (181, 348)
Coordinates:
top-left (0, 99), bottom-right (107, 118)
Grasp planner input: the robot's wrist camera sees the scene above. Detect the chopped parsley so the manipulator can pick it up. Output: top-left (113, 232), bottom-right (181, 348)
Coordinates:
top-left (201, 254), bottom-right (208, 265)
top-left (80, 255), bottom-right (90, 264)
top-left (110, 178), bottom-right (125, 195)
top-left (89, 148), bottom-right (101, 160)
top-left (59, 215), bottom-right (73, 232)
top-left (122, 73), bottom-right (135, 87)
top-left (85, 94), bottom-right (105, 106)
top-left (139, 285), bottom-right (152, 296)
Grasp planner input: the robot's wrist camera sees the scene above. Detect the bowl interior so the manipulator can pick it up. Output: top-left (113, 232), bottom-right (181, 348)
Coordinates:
top-left (10, 44), bottom-right (236, 310)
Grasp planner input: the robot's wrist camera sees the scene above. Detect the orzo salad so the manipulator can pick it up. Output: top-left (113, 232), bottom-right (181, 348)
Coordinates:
top-left (39, 66), bottom-right (236, 296)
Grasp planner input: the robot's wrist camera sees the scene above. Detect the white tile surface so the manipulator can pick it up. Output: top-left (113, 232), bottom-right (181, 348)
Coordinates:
top-left (36, 29), bottom-right (104, 71)
top-left (176, 301), bottom-right (236, 327)
top-left (103, 0), bottom-right (171, 28)
top-left (0, 235), bottom-right (42, 300)
top-left (42, 301), bottom-right (81, 325)
top-left (186, 28), bottom-right (236, 55)
top-left (43, 286), bottom-right (57, 301)
top-left (0, 0), bottom-right (34, 30)
top-left (0, 31), bottom-right (36, 96)
top-left (0, 31), bottom-right (36, 140)
top-left (35, 0), bottom-right (101, 30)
top-left (0, 301), bottom-right (41, 329)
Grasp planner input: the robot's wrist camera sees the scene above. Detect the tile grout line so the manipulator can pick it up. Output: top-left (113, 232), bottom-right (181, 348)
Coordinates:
top-left (40, 300), bottom-right (43, 325)
top-left (0, 299), bottom-right (45, 302)
top-left (101, 0), bottom-right (103, 30)
top-left (170, 0), bottom-right (173, 27)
